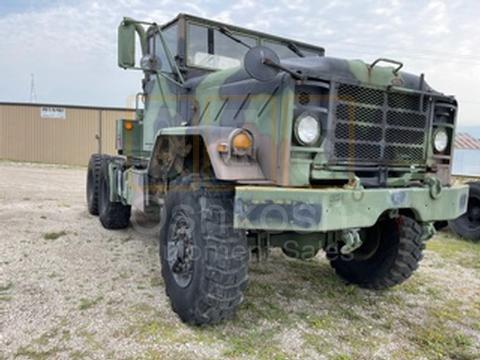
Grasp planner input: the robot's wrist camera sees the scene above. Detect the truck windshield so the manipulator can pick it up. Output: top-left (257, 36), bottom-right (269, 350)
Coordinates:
top-left (186, 22), bottom-right (323, 71)
top-left (187, 23), bottom-right (256, 70)
top-left (149, 23), bottom-right (178, 73)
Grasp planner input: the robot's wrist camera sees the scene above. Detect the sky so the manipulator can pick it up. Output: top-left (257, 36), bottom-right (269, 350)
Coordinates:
top-left (1, 0), bottom-right (480, 126)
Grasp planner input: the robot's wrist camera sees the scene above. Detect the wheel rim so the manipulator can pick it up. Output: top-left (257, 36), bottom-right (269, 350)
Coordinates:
top-left (167, 207), bottom-right (194, 288)
top-left (351, 220), bottom-right (384, 261)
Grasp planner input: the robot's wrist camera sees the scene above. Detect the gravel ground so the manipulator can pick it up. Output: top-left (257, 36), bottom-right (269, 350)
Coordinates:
top-left (1, 161), bottom-right (479, 360)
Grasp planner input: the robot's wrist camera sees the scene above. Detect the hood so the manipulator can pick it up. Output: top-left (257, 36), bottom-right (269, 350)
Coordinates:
top-left (281, 56), bottom-right (437, 93)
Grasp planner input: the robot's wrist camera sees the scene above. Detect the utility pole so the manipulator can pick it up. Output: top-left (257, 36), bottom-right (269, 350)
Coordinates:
top-left (30, 73), bottom-right (37, 103)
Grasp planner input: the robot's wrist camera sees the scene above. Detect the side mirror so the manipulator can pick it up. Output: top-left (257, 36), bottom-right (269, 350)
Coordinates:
top-left (118, 22), bottom-right (136, 69)
top-left (140, 54), bottom-right (162, 73)
top-left (243, 46), bottom-right (280, 82)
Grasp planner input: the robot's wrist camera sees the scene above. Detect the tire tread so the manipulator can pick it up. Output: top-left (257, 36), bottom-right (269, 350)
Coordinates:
top-left (329, 216), bottom-right (425, 290)
top-left (161, 175), bottom-right (248, 325)
top-left (86, 154), bottom-right (110, 216)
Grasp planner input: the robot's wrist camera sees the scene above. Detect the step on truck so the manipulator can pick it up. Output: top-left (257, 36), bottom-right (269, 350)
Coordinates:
top-left (86, 13), bottom-right (468, 325)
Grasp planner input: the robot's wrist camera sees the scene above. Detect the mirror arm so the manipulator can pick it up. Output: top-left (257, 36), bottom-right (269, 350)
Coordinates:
top-left (263, 57), bottom-right (304, 80)
top-left (122, 17), bottom-right (148, 55)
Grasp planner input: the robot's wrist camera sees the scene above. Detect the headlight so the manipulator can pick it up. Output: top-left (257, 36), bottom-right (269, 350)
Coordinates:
top-left (433, 128), bottom-right (448, 153)
top-left (294, 113), bottom-right (321, 146)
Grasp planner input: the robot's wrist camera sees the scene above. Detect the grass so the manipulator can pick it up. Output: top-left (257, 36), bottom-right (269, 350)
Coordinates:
top-left (8, 227), bottom-right (480, 359)
top-left (13, 320), bottom-right (71, 360)
top-left (150, 275), bottom-right (163, 287)
top-left (222, 331), bottom-right (288, 359)
top-left (78, 330), bottom-right (103, 351)
top-left (0, 282), bottom-right (13, 292)
top-left (410, 320), bottom-right (475, 360)
top-left (15, 346), bottom-right (65, 360)
top-left (43, 230), bottom-right (67, 240)
top-left (78, 296), bottom-right (103, 310)
top-left (0, 281), bottom-right (13, 302)
top-left (427, 230), bottom-right (480, 270)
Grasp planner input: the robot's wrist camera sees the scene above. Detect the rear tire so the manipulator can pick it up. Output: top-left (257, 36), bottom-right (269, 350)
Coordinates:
top-left (327, 215), bottom-right (424, 290)
top-left (160, 176), bottom-right (248, 325)
top-left (86, 154), bottom-right (110, 215)
top-left (448, 182), bottom-right (480, 242)
top-left (98, 158), bottom-right (131, 230)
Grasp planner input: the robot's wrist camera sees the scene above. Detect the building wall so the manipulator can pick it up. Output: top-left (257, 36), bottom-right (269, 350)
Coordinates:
top-left (452, 149), bottom-right (480, 177)
top-left (0, 103), bottom-right (135, 166)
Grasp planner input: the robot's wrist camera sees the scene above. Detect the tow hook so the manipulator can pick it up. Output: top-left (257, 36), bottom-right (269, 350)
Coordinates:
top-left (340, 228), bottom-right (362, 254)
top-left (425, 176), bottom-right (442, 200)
top-left (421, 222), bottom-right (436, 242)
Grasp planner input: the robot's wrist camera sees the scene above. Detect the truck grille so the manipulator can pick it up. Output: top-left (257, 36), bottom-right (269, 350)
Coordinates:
top-left (331, 83), bottom-right (429, 165)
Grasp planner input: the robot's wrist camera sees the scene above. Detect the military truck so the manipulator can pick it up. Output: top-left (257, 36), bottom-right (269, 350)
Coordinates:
top-left (86, 14), bottom-right (468, 325)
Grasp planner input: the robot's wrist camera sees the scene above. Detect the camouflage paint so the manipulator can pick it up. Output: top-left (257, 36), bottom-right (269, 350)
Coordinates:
top-left (234, 184), bottom-right (469, 232)
top-left (115, 14), bottom-right (466, 228)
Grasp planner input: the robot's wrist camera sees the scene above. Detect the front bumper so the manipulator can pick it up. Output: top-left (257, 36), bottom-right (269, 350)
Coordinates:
top-left (234, 185), bottom-right (469, 232)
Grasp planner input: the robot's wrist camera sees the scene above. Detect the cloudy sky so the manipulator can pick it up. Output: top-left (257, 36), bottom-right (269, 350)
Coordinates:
top-left (1, 0), bottom-right (479, 126)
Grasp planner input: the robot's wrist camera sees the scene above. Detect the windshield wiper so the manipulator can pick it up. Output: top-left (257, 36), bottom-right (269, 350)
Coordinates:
top-left (218, 26), bottom-right (252, 49)
top-left (286, 42), bottom-right (305, 57)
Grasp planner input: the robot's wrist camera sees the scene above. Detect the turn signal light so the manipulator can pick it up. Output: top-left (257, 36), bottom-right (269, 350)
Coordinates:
top-left (217, 143), bottom-right (229, 153)
top-left (232, 132), bottom-right (252, 151)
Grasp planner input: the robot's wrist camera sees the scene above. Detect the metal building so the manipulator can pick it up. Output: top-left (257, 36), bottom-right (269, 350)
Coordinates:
top-left (452, 132), bottom-right (480, 176)
top-left (0, 102), bottom-right (135, 166)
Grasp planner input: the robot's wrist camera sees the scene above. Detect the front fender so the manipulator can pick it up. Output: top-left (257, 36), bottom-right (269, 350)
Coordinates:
top-left (149, 126), bottom-right (266, 182)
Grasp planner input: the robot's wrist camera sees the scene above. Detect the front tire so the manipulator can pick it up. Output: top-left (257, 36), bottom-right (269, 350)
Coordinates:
top-left (98, 158), bottom-right (131, 230)
top-left (86, 154), bottom-right (110, 215)
top-left (160, 176), bottom-right (248, 325)
top-left (327, 215), bottom-right (424, 289)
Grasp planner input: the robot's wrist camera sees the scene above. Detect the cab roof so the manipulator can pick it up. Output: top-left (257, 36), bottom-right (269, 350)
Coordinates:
top-left (162, 13), bottom-right (325, 56)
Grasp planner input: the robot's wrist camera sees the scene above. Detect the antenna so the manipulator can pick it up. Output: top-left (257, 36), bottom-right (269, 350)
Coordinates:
top-left (30, 73), bottom-right (37, 103)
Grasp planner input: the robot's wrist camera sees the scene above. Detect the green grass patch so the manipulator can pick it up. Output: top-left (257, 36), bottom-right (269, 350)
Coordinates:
top-left (78, 296), bottom-right (103, 310)
top-left (15, 346), bottom-right (65, 360)
top-left (411, 323), bottom-right (475, 360)
top-left (0, 282), bottom-right (13, 292)
top-left (221, 328), bottom-right (288, 359)
top-left (69, 350), bottom-right (91, 360)
top-left (14, 321), bottom-right (71, 360)
top-left (43, 230), bottom-right (67, 240)
top-left (79, 330), bottom-right (103, 351)
top-left (399, 298), bottom-right (480, 360)
top-left (115, 304), bottom-right (183, 344)
top-left (428, 232), bottom-right (480, 270)
top-left (150, 275), bottom-right (163, 287)
top-left (130, 318), bottom-right (183, 343)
